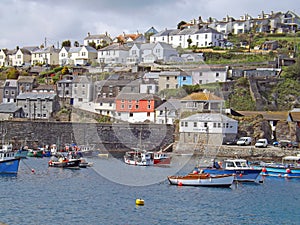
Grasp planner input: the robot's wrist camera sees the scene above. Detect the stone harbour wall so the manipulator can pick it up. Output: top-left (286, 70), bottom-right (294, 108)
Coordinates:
top-left (0, 121), bottom-right (175, 152)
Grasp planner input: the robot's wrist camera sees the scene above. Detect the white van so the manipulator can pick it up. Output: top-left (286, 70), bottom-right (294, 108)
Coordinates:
top-left (255, 139), bottom-right (268, 148)
top-left (237, 137), bottom-right (252, 146)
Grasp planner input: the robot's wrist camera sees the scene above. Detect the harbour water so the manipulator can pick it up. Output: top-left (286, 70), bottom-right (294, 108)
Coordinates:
top-left (1, 156), bottom-right (300, 225)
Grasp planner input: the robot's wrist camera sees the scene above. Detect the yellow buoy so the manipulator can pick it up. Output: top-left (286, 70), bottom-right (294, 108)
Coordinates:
top-left (135, 198), bottom-right (144, 206)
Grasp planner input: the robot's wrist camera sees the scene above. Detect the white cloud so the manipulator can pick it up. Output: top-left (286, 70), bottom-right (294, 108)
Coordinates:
top-left (0, 0), bottom-right (299, 49)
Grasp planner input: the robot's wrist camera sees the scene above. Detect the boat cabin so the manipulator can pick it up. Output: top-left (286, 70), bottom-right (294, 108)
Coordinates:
top-left (282, 155), bottom-right (300, 167)
top-left (224, 159), bottom-right (251, 169)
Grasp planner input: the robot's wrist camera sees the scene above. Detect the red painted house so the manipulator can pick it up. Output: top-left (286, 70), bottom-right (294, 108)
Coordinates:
top-left (115, 93), bottom-right (162, 123)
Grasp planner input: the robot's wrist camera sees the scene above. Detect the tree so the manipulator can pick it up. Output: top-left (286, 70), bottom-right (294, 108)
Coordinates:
top-left (177, 21), bottom-right (187, 29)
top-left (6, 67), bottom-right (19, 79)
top-left (62, 40), bottom-right (71, 47)
top-left (283, 56), bottom-right (300, 81)
top-left (74, 41), bottom-right (80, 47)
top-left (88, 41), bottom-right (96, 49)
top-left (187, 38), bottom-right (192, 48)
top-left (61, 66), bottom-right (69, 75)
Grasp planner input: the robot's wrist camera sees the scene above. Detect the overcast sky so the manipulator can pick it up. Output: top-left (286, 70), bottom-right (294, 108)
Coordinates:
top-left (0, 0), bottom-right (299, 49)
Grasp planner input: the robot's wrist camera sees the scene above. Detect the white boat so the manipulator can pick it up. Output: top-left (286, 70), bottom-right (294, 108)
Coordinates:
top-left (167, 173), bottom-right (234, 187)
top-left (124, 149), bottom-right (154, 166)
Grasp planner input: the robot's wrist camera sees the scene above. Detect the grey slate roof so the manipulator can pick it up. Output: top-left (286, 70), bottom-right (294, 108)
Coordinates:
top-left (156, 99), bottom-right (181, 111)
top-left (0, 103), bottom-right (22, 113)
top-left (181, 113), bottom-right (237, 123)
top-left (116, 93), bottom-right (160, 101)
top-left (17, 92), bottom-right (57, 100)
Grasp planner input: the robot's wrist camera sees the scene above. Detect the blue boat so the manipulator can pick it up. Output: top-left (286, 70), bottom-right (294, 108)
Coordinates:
top-left (256, 155), bottom-right (300, 178)
top-left (198, 159), bottom-right (262, 182)
top-left (0, 144), bottom-right (20, 174)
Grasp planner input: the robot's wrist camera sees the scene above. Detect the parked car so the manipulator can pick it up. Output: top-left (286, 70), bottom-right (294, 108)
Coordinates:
top-left (255, 139), bottom-right (268, 148)
top-left (223, 138), bottom-right (238, 145)
top-left (278, 140), bottom-right (299, 149)
top-left (236, 137), bottom-right (252, 146)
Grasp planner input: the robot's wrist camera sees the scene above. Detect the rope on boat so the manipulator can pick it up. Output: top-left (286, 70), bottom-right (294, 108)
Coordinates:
top-left (20, 159), bottom-right (35, 174)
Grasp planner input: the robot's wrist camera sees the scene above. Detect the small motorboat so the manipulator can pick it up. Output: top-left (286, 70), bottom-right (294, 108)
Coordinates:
top-left (167, 172), bottom-right (234, 187)
top-left (48, 154), bottom-right (80, 168)
top-left (256, 154), bottom-right (300, 178)
top-left (124, 149), bottom-right (154, 166)
top-left (199, 159), bottom-right (262, 182)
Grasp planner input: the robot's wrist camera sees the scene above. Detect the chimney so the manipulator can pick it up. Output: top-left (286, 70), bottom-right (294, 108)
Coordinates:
top-left (88, 32), bottom-right (90, 37)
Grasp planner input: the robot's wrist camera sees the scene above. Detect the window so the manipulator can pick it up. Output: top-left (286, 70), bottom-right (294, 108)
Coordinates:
top-left (216, 73), bottom-right (219, 77)
top-left (79, 98), bottom-right (83, 102)
top-left (128, 105), bottom-right (132, 109)
top-left (129, 113), bottom-right (133, 117)
top-left (183, 76), bottom-right (186, 81)
top-left (82, 52), bottom-right (86, 56)
top-left (166, 84), bottom-right (169, 89)
top-left (147, 105), bottom-right (151, 109)
top-left (121, 104), bottom-right (124, 109)
top-left (218, 123), bottom-right (221, 128)
top-left (181, 121), bottom-right (184, 126)
top-left (166, 76), bottom-right (169, 80)
top-left (205, 34), bottom-right (208, 39)
top-left (199, 72), bottom-right (203, 76)
top-left (204, 122), bottom-right (208, 127)
top-left (213, 122), bottom-right (216, 128)
top-left (193, 122), bottom-right (197, 127)
top-left (160, 110), bottom-right (163, 115)
top-left (147, 112), bottom-right (150, 117)
top-left (135, 105), bottom-right (139, 109)
top-left (185, 122), bottom-right (188, 127)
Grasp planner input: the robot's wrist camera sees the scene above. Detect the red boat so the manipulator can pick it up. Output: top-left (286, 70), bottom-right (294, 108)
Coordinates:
top-left (153, 152), bottom-right (171, 165)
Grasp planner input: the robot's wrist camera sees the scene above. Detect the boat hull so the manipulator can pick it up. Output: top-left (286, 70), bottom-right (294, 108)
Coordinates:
top-left (0, 158), bottom-right (20, 174)
top-left (48, 159), bottom-right (81, 168)
top-left (15, 150), bottom-right (29, 159)
top-left (258, 166), bottom-right (300, 178)
top-left (167, 174), bottom-right (234, 187)
top-left (124, 158), bottom-right (153, 166)
top-left (201, 168), bottom-right (261, 182)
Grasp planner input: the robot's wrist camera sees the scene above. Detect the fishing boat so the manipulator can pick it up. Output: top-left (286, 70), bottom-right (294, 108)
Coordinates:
top-left (27, 149), bottom-right (43, 157)
top-left (48, 153), bottom-right (81, 168)
top-left (153, 151), bottom-right (171, 165)
top-left (257, 155), bottom-right (300, 178)
top-left (15, 146), bottom-right (29, 159)
top-left (124, 149), bottom-right (154, 166)
top-left (198, 159), bottom-right (262, 182)
top-left (167, 173), bottom-right (234, 187)
top-left (0, 143), bottom-right (21, 174)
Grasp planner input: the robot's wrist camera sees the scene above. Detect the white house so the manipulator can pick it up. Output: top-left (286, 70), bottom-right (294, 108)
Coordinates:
top-left (94, 97), bottom-right (116, 117)
top-left (179, 113), bottom-right (238, 144)
top-left (127, 42), bottom-right (178, 64)
top-left (0, 49), bottom-right (15, 66)
top-left (188, 65), bottom-right (228, 85)
top-left (83, 33), bottom-right (113, 47)
top-left (155, 99), bottom-right (181, 124)
top-left (31, 46), bottom-right (59, 65)
top-left (150, 27), bottom-right (224, 48)
top-left (98, 43), bottom-right (130, 65)
top-left (12, 48), bottom-right (31, 67)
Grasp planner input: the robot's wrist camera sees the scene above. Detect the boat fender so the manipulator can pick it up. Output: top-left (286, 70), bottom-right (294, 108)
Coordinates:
top-left (262, 167), bottom-right (267, 173)
top-left (286, 168), bottom-right (291, 173)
